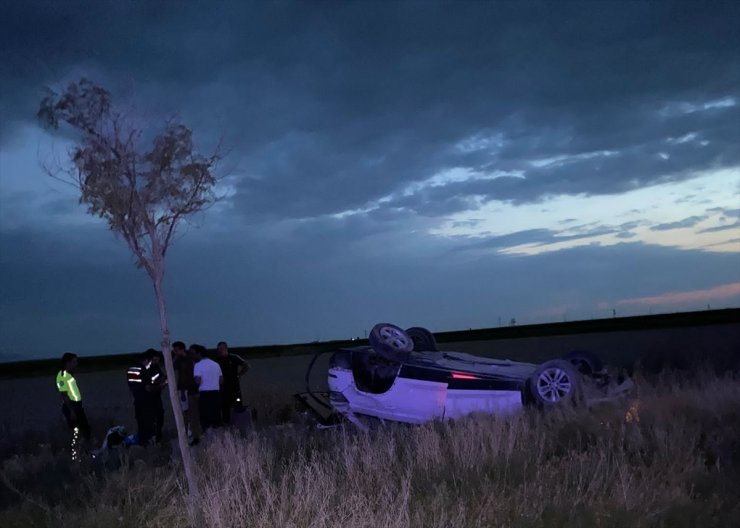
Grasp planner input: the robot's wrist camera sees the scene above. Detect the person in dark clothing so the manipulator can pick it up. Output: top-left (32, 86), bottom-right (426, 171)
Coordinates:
top-left (215, 341), bottom-right (249, 424)
top-left (149, 350), bottom-right (167, 443)
top-left (127, 349), bottom-right (165, 445)
top-left (173, 341), bottom-right (201, 444)
top-left (56, 353), bottom-right (91, 461)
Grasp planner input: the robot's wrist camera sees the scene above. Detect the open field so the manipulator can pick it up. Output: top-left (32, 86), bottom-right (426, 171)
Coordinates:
top-left (1, 369), bottom-right (739, 527)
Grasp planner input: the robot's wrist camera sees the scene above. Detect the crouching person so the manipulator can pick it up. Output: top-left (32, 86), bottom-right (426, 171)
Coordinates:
top-left (191, 344), bottom-right (223, 431)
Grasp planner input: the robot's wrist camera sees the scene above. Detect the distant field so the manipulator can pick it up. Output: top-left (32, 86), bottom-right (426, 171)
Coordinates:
top-left (2, 308), bottom-right (738, 379)
top-left (1, 317), bottom-right (737, 438)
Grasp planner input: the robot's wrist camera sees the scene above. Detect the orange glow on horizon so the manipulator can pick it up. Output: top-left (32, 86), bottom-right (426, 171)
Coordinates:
top-left (615, 282), bottom-right (740, 307)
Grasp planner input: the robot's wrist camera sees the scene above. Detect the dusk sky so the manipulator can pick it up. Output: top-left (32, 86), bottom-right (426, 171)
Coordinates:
top-left (1, 1), bottom-right (739, 361)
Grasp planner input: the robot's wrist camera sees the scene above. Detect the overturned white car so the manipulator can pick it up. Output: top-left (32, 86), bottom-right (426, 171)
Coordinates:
top-left (298, 323), bottom-right (633, 426)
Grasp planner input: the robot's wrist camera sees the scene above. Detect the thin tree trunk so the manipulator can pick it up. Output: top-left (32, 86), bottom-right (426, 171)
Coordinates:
top-left (152, 273), bottom-right (200, 499)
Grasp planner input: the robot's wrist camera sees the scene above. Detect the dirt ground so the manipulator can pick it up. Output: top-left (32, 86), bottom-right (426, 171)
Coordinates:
top-left (1, 323), bottom-right (737, 438)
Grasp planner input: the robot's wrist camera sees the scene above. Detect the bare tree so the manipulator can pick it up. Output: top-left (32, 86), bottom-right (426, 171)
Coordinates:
top-left (38, 78), bottom-right (219, 499)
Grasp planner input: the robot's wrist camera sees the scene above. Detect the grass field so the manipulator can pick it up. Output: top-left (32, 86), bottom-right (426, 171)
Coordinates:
top-left (1, 367), bottom-right (739, 528)
top-left (1, 317), bottom-right (737, 526)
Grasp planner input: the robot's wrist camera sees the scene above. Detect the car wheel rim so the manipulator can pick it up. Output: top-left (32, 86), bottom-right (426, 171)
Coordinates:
top-left (536, 367), bottom-right (572, 402)
top-left (379, 326), bottom-right (410, 350)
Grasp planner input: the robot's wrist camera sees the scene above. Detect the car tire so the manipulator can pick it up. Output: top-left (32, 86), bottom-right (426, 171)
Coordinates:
top-left (529, 359), bottom-right (583, 407)
top-left (405, 327), bottom-right (439, 352)
top-left (562, 350), bottom-right (604, 375)
top-left (368, 323), bottom-right (413, 361)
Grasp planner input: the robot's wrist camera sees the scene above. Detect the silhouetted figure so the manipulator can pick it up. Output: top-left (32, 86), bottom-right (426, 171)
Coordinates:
top-left (173, 341), bottom-right (201, 445)
top-left (215, 341), bottom-right (249, 424)
top-left (150, 350), bottom-right (167, 443)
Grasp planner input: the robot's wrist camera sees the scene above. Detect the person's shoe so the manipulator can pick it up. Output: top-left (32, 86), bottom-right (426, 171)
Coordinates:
top-left (189, 438), bottom-right (200, 446)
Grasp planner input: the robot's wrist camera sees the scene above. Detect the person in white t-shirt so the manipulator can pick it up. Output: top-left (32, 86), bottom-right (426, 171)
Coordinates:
top-left (191, 344), bottom-right (223, 430)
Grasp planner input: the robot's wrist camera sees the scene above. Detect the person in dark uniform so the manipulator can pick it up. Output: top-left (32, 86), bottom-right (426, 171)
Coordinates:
top-left (149, 350), bottom-right (167, 443)
top-left (56, 352), bottom-right (90, 461)
top-left (127, 349), bottom-right (164, 445)
top-left (215, 341), bottom-right (249, 424)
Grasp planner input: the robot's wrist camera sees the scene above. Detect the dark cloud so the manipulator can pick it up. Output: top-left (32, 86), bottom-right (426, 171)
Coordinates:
top-left (619, 221), bottom-right (643, 231)
top-left (698, 222), bottom-right (740, 234)
top-left (615, 221), bottom-right (643, 240)
top-left (708, 207), bottom-right (740, 220)
top-left (450, 223), bottom-right (621, 253)
top-left (651, 215), bottom-right (707, 231)
top-left (1, 1), bottom-right (738, 219)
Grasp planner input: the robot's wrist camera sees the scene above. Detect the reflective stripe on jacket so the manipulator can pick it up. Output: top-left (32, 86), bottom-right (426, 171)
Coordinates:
top-left (127, 366), bottom-right (143, 384)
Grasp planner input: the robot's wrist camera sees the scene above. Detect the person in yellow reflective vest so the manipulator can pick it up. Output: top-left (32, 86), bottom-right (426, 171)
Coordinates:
top-left (56, 353), bottom-right (90, 460)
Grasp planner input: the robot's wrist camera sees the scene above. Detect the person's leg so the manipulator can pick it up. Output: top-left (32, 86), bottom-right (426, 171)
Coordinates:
top-left (61, 404), bottom-right (78, 460)
top-left (188, 393), bottom-right (202, 440)
top-left (61, 403), bottom-right (73, 428)
top-left (73, 402), bottom-right (91, 442)
top-left (154, 397), bottom-right (164, 443)
top-left (213, 391), bottom-right (224, 427)
top-left (202, 391), bottom-right (223, 429)
top-left (134, 399), bottom-right (144, 437)
top-left (179, 391), bottom-right (190, 437)
top-left (221, 390), bottom-right (232, 425)
top-left (199, 392), bottom-right (210, 431)
top-left (62, 402), bottom-right (88, 461)
top-left (136, 400), bottom-right (154, 445)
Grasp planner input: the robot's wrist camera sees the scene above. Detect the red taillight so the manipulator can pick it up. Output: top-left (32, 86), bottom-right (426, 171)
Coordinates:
top-left (451, 372), bottom-right (479, 380)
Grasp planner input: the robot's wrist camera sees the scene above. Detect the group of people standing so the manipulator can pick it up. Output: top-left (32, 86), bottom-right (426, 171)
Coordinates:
top-left (55, 340), bottom-right (250, 455)
top-left (170, 341), bottom-right (249, 444)
top-left (128, 340), bottom-right (250, 445)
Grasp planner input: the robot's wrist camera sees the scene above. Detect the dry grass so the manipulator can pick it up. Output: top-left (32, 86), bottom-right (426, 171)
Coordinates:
top-left (2, 369), bottom-right (739, 527)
